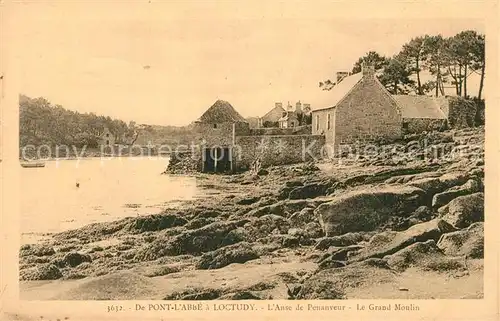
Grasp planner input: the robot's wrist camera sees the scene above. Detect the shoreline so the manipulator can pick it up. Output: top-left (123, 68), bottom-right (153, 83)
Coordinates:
top-left (19, 127), bottom-right (485, 300)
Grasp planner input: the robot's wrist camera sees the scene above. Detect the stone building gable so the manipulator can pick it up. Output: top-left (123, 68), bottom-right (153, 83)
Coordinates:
top-left (198, 100), bottom-right (247, 123)
top-left (333, 72), bottom-right (402, 145)
top-left (262, 105), bottom-right (286, 123)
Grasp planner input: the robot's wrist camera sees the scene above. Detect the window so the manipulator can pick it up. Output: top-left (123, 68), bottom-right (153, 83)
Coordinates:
top-left (327, 113), bottom-right (331, 130)
top-left (403, 122), bottom-right (409, 130)
top-left (213, 124), bottom-right (218, 128)
top-left (106, 133), bottom-right (110, 137)
top-left (316, 115), bottom-right (320, 131)
top-left (106, 140), bottom-right (110, 146)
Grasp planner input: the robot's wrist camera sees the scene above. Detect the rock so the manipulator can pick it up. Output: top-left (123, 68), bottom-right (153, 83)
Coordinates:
top-left (244, 215), bottom-right (291, 241)
top-left (196, 242), bottom-right (259, 270)
top-left (128, 214), bottom-right (188, 232)
top-left (218, 291), bottom-right (262, 300)
top-left (236, 196), bottom-right (260, 205)
top-left (437, 222), bottom-right (484, 258)
top-left (432, 179), bottom-right (480, 208)
top-left (19, 244), bottom-right (55, 257)
top-left (314, 233), bottom-right (367, 250)
top-left (385, 240), bottom-right (466, 273)
top-left (304, 222), bottom-right (324, 239)
top-left (352, 219), bottom-right (455, 262)
top-left (315, 185), bottom-right (425, 236)
top-left (135, 221), bottom-right (245, 260)
top-left (277, 180), bottom-right (304, 200)
top-left (289, 183), bottom-right (328, 200)
top-left (63, 252), bottom-right (92, 267)
top-left (288, 228), bottom-right (305, 237)
top-left (438, 193), bottom-right (484, 228)
top-left (184, 217), bottom-right (218, 230)
top-left (297, 261), bottom-right (396, 299)
top-left (257, 168), bottom-right (269, 176)
top-left (20, 264), bottom-right (63, 281)
top-left (289, 208), bottom-right (315, 226)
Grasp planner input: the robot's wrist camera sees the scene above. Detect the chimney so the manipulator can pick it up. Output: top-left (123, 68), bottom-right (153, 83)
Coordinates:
top-left (336, 71), bottom-right (349, 84)
top-left (287, 101), bottom-right (293, 112)
top-left (295, 101), bottom-right (302, 113)
top-left (361, 63), bottom-right (375, 78)
top-left (275, 102), bottom-right (283, 109)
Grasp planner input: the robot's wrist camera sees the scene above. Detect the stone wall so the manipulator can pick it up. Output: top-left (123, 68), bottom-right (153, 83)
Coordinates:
top-left (403, 118), bottom-right (448, 134)
top-left (234, 135), bottom-right (325, 170)
top-left (192, 122), bottom-right (251, 146)
top-left (439, 96), bottom-right (477, 129)
top-left (249, 125), bottom-right (311, 136)
top-left (334, 75), bottom-right (403, 147)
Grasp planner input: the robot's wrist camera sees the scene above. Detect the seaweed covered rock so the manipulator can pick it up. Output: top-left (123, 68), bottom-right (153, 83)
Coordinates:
top-left (315, 185), bottom-right (426, 236)
top-left (63, 252), bottom-right (92, 267)
top-left (196, 242), bottom-right (259, 270)
top-left (19, 244), bottom-right (55, 257)
top-left (128, 214), bottom-right (188, 232)
top-left (135, 221), bottom-right (246, 260)
top-left (20, 264), bottom-right (63, 281)
top-left (297, 261), bottom-right (396, 299)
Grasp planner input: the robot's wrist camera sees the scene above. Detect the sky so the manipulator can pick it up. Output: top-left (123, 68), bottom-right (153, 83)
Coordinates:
top-left (3, 1), bottom-right (487, 126)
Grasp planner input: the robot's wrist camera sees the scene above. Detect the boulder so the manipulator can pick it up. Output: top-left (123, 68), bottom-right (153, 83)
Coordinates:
top-left (432, 179), bottom-right (480, 208)
top-left (314, 232), bottom-right (367, 250)
top-left (385, 240), bottom-right (466, 273)
top-left (437, 222), bottom-right (484, 258)
top-left (289, 183), bottom-right (328, 200)
top-left (20, 264), bottom-right (63, 281)
top-left (63, 252), bottom-right (92, 267)
top-left (196, 242), bottom-right (259, 270)
top-left (128, 214), bottom-right (188, 232)
top-left (19, 244), bottom-right (55, 257)
top-left (296, 261), bottom-right (396, 299)
top-left (244, 215), bottom-right (291, 241)
top-left (438, 193), bottom-right (484, 228)
top-left (218, 291), bottom-right (263, 300)
top-left (352, 219), bottom-right (455, 262)
top-left (277, 180), bottom-right (304, 200)
top-left (184, 217), bottom-right (218, 230)
top-left (315, 185), bottom-right (426, 236)
top-left (289, 207), bottom-right (315, 226)
top-left (135, 221), bottom-right (245, 260)
top-left (304, 222), bottom-right (324, 239)
top-left (235, 196), bottom-right (260, 205)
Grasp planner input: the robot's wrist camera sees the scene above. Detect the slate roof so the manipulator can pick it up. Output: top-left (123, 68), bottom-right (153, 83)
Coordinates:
top-left (392, 95), bottom-right (447, 119)
top-left (198, 100), bottom-right (247, 123)
top-left (310, 72), bottom-right (363, 111)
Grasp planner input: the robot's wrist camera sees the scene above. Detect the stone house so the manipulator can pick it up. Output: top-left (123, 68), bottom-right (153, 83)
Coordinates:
top-left (193, 100), bottom-right (250, 173)
top-left (311, 65), bottom-right (403, 154)
top-left (261, 102), bottom-right (286, 127)
top-left (392, 95), bottom-right (448, 133)
top-left (100, 127), bottom-right (115, 148)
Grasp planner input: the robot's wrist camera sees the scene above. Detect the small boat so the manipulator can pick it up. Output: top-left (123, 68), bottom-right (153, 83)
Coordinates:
top-left (20, 161), bottom-right (45, 168)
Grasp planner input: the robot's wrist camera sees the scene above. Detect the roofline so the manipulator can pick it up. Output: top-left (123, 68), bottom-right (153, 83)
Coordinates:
top-left (262, 105), bottom-right (286, 119)
top-left (311, 72), bottom-right (363, 113)
top-left (311, 106), bottom-right (335, 113)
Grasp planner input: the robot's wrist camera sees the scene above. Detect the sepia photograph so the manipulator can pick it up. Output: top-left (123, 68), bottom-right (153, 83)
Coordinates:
top-left (2, 1), bottom-right (492, 307)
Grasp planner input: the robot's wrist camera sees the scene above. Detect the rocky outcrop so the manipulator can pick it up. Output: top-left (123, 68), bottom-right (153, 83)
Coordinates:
top-left (385, 240), bottom-right (466, 272)
top-left (438, 193), bottom-right (484, 228)
top-left (196, 242), bottom-right (259, 270)
top-left (315, 185), bottom-right (426, 236)
top-left (432, 179), bottom-right (481, 208)
top-left (437, 222), bottom-right (484, 258)
top-left (352, 219), bottom-right (455, 262)
top-left (20, 264), bottom-right (63, 281)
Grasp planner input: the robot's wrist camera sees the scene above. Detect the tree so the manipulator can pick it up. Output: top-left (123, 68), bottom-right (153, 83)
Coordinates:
top-left (399, 36), bottom-right (426, 95)
top-left (378, 55), bottom-right (415, 94)
top-left (351, 51), bottom-right (388, 74)
top-left (422, 35), bottom-right (448, 97)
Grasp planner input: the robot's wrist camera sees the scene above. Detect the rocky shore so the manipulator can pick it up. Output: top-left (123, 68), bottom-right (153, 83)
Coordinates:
top-left (19, 127), bottom-right (485, 300)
